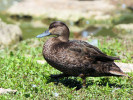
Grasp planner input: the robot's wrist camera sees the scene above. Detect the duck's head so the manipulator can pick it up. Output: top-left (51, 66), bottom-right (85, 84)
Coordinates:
top-left (36, 21), bottom-right (70, 42)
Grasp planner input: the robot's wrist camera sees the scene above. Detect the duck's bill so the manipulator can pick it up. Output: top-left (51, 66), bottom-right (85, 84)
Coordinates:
top-left (36, 30), bottom-right (51, 38)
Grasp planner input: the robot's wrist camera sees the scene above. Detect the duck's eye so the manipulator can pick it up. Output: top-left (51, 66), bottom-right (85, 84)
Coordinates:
top-left (50, 25), bottom-right (59, 29)
top-left (53, 25), bottom-right (59, 28)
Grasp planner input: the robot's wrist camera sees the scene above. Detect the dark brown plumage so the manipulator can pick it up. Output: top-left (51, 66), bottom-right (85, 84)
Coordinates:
top-left (36, 21), bottom-right (127, 87)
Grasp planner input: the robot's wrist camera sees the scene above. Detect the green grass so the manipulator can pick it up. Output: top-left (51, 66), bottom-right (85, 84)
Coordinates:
top-left (0, 38), bottom-right (133, 99)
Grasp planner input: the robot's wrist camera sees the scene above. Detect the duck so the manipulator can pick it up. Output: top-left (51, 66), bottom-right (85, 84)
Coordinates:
top-left (36, 21), bottom-right (127, 87)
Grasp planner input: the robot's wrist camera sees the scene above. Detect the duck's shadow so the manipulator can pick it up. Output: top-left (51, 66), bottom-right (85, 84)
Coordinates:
top-left (47, 76), bottom-right (123, 90)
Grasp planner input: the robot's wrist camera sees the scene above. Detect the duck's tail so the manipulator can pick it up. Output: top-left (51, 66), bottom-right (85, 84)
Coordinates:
top-left (109, 63), bottom-right (128, 77)
top-left (109, 70), bottom-right (128, 77)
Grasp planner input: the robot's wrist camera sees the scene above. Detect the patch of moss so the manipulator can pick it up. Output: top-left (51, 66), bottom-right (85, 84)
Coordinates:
top-left (112, 14), bottom-right (133, 25)
top-left (94, 27), bottom-right (119, 37)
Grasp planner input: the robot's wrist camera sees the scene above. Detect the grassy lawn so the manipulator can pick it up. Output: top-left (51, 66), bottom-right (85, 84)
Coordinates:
top-left (0, 38), bottom-right (133, 99)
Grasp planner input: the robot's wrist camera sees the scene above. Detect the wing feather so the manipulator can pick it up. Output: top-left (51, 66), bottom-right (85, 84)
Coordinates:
top-left (69, 40), bottom-right (120, 62)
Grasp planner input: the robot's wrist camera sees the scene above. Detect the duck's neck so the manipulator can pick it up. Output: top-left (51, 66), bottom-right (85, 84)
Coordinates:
top-left (58, 35), bottom-right (69, 42)
top-left (58, 31), bottom-right (69, 42)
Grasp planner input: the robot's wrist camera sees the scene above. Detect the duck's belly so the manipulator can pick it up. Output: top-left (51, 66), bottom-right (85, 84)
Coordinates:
top-left (44, 52), bottom-right (91, 76)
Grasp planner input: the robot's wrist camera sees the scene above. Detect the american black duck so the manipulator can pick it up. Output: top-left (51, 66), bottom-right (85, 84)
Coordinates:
top-left (36, 21), bottom-right (127, 87)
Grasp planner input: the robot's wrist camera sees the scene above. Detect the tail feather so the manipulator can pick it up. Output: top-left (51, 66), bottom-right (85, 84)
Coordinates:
top-left (109, 70), bottom-right (128, 76)
top-left (108, 56), bottom-right (120, 60)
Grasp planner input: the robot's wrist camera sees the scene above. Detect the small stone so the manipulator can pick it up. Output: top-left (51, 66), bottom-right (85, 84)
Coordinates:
top-left (0, 88), bottom-right (17, 94)
top-left (36, 60), bottom-right (46, 64)
top-left (32, 84), bottom-right (37, 88)
top-left (112, 88), bottom-right (120, 93)
top-left (54, 92), bottom-right (59, 97)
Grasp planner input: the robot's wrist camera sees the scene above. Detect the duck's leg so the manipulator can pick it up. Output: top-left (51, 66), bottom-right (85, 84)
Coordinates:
top-left (82, 77), bottom-right (86, 88)
top-left (79, 73), bottom-right (86, 88)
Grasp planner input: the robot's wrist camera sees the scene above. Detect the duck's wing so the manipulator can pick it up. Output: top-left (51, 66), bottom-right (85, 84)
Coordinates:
top-left (69, 40), bottom-right (120, 62)
top-left (86, 44), bottom-right (120, 61)
top-left (68, 40), bottom-right (127, 77)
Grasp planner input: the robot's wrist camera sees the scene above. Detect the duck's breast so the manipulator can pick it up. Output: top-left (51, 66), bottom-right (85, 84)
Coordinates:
top-left (43, 39), bottom-right (91, 75)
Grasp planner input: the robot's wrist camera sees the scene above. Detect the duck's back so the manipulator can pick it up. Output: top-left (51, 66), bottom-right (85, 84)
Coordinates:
top-left (43, 38), bottom-right (125, 77)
